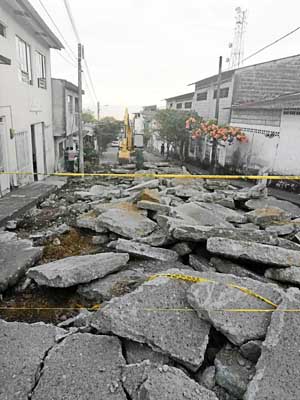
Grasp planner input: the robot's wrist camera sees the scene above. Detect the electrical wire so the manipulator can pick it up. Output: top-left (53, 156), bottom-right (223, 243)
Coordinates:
top-left (63, 0), bottom-right (81, 43)
top-left (242, 26), bottom-right (300, 63)
top-left (63, 0), bottom-right (99, 105)
top-left (57, 51), bottom-right (77, 68)
top-left (38, 0), bottom-right (77, 61)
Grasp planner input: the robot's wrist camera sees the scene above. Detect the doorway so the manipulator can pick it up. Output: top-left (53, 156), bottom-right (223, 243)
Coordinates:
top-left (0, 116), bottom-right (10, 195)
top-left (31, 123), bottom-right (46, 181)
top-left (31, 125), bottom-right (38, 181)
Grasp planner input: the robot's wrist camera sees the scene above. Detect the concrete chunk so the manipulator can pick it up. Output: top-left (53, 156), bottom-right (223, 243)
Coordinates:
top-left (115, 239), bottom-right (179, 262)
top-left (171, 202), bottom-right (233, 228)
top-left (265, 266), bottom-right (300, 285)
top-left (0, 320), bottom-right (65, 400)
top-left (124, 340), bottom-right (172, 365)
top-left (245, 197), bottom-right (300, 218)
top-left (187, 271), bottom-right (282, 345)
top-left (247, 207), bottom-right (289, 227)
top-left (122, 363), bottom-right (218, 400)
top-left (207, 237), bottom-right (300, 267)
top-left (91, 275), bottom-right (211, 371)
top-left (137, 200), bottom-right (171, 214)
top-left (97, 208), bottom-right (157, 239)
top-left (173, 225), bottom-right (278, 245)
top-left (27, 252), bottom-right (129, 288)
top-left (0, 232), bottom-right (42, 292)
top-left (245, 288), bottom-right (300, 400)
top-left (31, 334), bottom-right (127, 400)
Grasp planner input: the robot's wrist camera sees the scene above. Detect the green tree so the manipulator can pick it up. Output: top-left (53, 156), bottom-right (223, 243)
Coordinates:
top-left (82, 109), bottom-right (96, 124)
top-left (94, 117), bottom-right (122, 153)
top-left (154, 109), bottom-right (200, 161)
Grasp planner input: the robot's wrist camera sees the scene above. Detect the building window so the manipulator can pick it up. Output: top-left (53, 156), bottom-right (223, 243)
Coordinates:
top-left (67, 95), bottom-right (73, 113)
top-left (213, 87), bottom-right (229, 99)
top-left (176, 103), bottom-right (182, 109)
top-left (169, 103), bottom-right (173, 108)
top-left (184, 101), bottom-right (192, 109)
top-left (75, 97), bottom-right (79, 112)
top-left (197, 91), bottom-right (208, 101)
top-left (0, 22), bottom-right (6, 38)
top-left (16, 36), bottom-right (32, 84)
top-left (36, 52), bottom-right (47, 89)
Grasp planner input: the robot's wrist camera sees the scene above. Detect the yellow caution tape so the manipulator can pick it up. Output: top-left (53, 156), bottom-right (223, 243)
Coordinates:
top-left (0, 171), bottom-right (300, 180)
top-left (147, 273), bottom-right (278, 309)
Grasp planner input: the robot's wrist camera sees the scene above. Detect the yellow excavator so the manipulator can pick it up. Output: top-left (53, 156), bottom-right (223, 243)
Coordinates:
top-left (118, 108), bottom-right (133, 164)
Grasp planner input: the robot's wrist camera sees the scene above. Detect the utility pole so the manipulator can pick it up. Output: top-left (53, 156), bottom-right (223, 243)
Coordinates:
top-left (97, 101), bottom-right (100, 121)
top-left (78, 43), bottom-right (84, 174)
top-left (211, 56), bottom-right (223, 173)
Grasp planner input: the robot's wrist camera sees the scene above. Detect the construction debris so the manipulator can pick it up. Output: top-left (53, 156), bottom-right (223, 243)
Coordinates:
top-left (2, 159), bottom-right (300, 399)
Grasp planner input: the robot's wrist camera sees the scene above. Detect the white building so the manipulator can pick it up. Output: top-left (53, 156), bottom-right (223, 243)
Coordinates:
top-left (0, 0), bottom-right (63, 196)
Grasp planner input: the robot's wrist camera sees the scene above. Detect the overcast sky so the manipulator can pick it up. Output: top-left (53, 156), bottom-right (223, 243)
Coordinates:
top-left (29, 0), bottom-right (300, 118)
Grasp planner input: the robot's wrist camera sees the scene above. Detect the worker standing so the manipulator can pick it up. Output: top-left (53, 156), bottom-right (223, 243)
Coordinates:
top-left (161, 143), bottom-right (165, 157)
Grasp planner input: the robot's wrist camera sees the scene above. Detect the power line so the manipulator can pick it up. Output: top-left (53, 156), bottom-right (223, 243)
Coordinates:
top-left (63, 0), bottom-right (81, 43)
top-left (83, 60), bottom-right (98, 103)
top-left (63, 0), bottom-right (99, 105)
top-left (242, 26), bottom-right (300, 63)
top-left (38, 0), bottom-right (77, 61)
top-left (57, 51), bottom-right (77, 68)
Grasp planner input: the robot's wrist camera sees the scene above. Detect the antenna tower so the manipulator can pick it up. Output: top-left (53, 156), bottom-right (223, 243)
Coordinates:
top-left (227, 7), bottom-right (247, 69)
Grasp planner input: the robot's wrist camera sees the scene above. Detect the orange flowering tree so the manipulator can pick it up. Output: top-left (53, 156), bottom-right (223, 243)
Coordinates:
top-left (186, 118), bottom-right (248, 144)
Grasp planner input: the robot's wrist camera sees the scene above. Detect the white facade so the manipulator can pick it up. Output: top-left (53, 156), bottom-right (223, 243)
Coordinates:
top-left (0, 0), bottom-right (63, 196)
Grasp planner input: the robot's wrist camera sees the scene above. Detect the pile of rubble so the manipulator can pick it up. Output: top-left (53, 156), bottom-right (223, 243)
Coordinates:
top-left (1, 162), bottom-right (300, 399)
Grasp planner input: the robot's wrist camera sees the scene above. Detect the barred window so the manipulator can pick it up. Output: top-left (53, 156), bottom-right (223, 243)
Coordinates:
top-left (176, 103), bottom-right (182, 109)
top-left (213, 87), bottom-right (229, 99)
top-left (197, 91), bottom-right (207, 101)
top-left (185, 102), bottom-right (192, 109)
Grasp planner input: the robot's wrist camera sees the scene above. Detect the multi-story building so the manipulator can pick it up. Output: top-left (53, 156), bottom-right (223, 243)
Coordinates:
top-left (165, 92), bottom-right (194, 111)
top-left (190, 54), bottom-right (300, 125)
top-left (0, 0), bottom-right (63, 196)
top-left (51, 79), bottom-right (82, 171)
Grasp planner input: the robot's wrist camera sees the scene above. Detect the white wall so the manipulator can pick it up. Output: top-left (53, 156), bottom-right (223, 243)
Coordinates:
top-left (0, 5), bottom-right (55, 190)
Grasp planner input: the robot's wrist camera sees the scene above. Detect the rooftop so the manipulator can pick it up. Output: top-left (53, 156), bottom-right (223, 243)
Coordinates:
top-left (2, 0), bottom-right (64, 49)
top-left (165, 92), bottom-right (194, 102)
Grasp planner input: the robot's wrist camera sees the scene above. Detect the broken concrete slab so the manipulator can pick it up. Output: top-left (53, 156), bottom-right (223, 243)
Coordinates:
top-left (91, 274), bottom-right (211, 371)
top-left (126, 179), bottom-right (160, 192)
top-left (244, 288), bottom-right (300, 400)
top-left (31, 333), bottom-right (127, 400)
top-left (122, 362), bottom-right (218, 400)
top-left (0, 232), bottom-right (43, 292)
top-left (265, 266), bottom-right (300, 285)
top-left (170, 202), bottom-right (233, 228)
top-left (78, 260), bottom-right (192, 302)
top-left (245, 196), bottom-right (300, 218)
top-left (173, 225), bottom-right (278, 245)
top-left (197, 366), bottom-right (216, 390)
top-left (137, 228), bottom-right (174, 247)
top-left (207, 237), bottom-right (300, 268)
top-left (115, 239), bottom-right (179, 262)
top-left (233, 185), bottom-right (267, 201)
top-left (265, 223), bottom-right (295, 236)
top-left (97, 208), bottom-right (157, 239)
top-left (77, 268), bottom-right (146, 302)
top-left (187, 271), bottom-right (282, 345)
top-left (124, 340), bottom-right (173, 365)
top-left (276, 237), bottom-right (300, 251)
top-left (27, 252), bottom-right (129, 288)
top-left (210, 257), bottom-right (269, 283)
top-left (76, 211), bottom-right (108, 233)
top-left (240, 340), bottom-right (262, 363)
top-left (0, 320), bottom-right (65, 400)
top-left (136, 200), bottom-right (171, 214)
top-left (133, 188), bottom-right (161, 203)
top-left (247, 207), bottom-right (290, 227)
top-left (194, 202), bottom-right (247, 224)
top-left (215, 347), bottom-right (255, 399)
